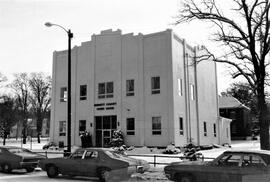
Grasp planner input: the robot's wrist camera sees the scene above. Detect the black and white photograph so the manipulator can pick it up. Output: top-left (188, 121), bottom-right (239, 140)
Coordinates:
top-left (0, 0), bottom-right (270, 181)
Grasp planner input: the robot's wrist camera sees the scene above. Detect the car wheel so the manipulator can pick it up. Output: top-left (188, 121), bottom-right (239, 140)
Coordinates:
top-left (97, 168), bottom-right (111, 182)
top-left (176, 174), bottom-right (194, 182)
top-left (2, 163), bottom-right (12, 173)
top-left (46, 165), bottom-right (59, 178)
top-left (25, 167), bottom-right (35, 172)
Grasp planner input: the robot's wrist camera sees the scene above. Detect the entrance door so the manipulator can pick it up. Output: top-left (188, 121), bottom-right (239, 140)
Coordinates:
top-left (95, 115), bottom-right (117, 147)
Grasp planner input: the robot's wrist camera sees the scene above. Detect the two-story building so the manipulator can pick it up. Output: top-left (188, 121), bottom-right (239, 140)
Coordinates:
top-left (50, 29), bottom-right (229, 147)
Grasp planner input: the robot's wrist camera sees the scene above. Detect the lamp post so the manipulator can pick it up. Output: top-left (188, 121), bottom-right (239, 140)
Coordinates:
top-left (45, 22), bottom-right (73, 153)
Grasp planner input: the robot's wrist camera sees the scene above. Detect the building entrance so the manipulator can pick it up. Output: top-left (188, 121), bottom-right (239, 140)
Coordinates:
top-left (95, 115), bottom-right (117, 147)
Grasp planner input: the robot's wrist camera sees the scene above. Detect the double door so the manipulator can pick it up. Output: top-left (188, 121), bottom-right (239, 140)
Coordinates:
top-left (95, 116), bottom-right (117, 147)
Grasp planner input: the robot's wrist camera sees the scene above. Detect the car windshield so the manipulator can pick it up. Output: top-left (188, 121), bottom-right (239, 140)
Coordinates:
top-left (8, 148), bottom-right (33, 154)
top-left (105, 151), bottom-right (121, 159)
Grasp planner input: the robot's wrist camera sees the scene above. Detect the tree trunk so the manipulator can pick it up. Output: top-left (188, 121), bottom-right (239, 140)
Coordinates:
top-left (36, 117), bottom-right (43, 144)
top-left (257, 84), bottom-right (270, 150)
top-left (3, 132), bottom-right (6, 146)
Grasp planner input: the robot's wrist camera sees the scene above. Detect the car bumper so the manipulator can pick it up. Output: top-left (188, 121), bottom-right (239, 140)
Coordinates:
top-left (20, 161), bottom-right (39, 168)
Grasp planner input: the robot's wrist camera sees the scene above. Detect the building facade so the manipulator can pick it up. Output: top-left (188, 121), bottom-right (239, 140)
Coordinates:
top-left (50, 29), bottom-right (223, 147)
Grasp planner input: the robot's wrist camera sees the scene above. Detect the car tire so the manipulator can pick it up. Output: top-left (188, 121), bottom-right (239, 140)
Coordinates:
top-left (176, 174), bottom-right (194, 182)
top-left (2, 163), bottom-right (12, 173)
top-left (46, 165), bottom-right (59, 178)
top-left (25, 167), bottom-right (35, 172)
top-left (97, 167), bottom-right (111, 182)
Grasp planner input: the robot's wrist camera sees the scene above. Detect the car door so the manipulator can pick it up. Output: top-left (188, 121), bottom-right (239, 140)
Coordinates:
top-left (203, 154), bottom-right (242, 182)
top-left (240, 154), bottom-right (270, 181)
top-left (59, 150), bottom-right (86, 175)
top-left (81, 150), bottom-right (99, 177)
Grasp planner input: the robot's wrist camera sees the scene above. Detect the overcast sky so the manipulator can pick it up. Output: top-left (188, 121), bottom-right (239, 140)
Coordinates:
top-left (0, 0), bottom-right (233, 92)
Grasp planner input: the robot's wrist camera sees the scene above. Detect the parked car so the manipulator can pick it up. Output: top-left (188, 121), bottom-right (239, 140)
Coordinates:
top-left (39, 148), bottom-right (149, 181)
top-left (0, 146), bottom-right (46, 173)
top-left (42, 142), bottom-right (58, 150)
top-left (164, 150), bottom-right (270, 182)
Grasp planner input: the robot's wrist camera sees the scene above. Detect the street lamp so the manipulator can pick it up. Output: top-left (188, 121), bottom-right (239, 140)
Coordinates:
top-left (45, 22), bottom-right (73, 153)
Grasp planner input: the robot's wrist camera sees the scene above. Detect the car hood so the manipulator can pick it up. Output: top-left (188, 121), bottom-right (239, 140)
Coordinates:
top-left (16, 153), bottom-right (46, 159)
top-left (115, 156), bottom-right (139, 166)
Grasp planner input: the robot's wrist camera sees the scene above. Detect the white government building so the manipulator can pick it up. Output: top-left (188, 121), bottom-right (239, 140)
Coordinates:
top-left (50, 29), bottom-right (231, 147)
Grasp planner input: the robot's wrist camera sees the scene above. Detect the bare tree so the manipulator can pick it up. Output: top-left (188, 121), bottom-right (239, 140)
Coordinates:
top-left (0, 95), bottom-right (18, 145)
top-left (29, 72), bottom-right (51, 143)
top-left (10, 73), bottom-right (30, 144)
top-left (0, 72), bottom-right (7, 87)
top-left (177, 0), bottom-right (270, 149)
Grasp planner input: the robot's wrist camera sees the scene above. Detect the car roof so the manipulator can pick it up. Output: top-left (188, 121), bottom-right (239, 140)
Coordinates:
top-left (0, 146), bottom-right (21, 149)
top-left (76, 148), bottom-right (114, 152)
top-left (224, 150), bottom-right (270, 156)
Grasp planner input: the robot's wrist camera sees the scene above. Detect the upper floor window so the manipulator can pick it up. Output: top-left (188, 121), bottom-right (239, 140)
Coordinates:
top-left (126, 118), bottom-right (135, 135)
top-left (80, 85), bottom-right (87, 100)
top-left (203, 122), bottom-right (207, 136)
top-left (179, 117), bottom-right (184, 135)
top-left (152, 116), bottom-right (161, 135)
top-left (151, 76), bottom-right (160, 94)
top-left (59, 121), bottom-right (66, 136)
top-left (60, 87), bottom-right (67, 102)
top-left (126, 79), bottom-right (135, 96)
top-left (98, 82), bottom-right (113, 99)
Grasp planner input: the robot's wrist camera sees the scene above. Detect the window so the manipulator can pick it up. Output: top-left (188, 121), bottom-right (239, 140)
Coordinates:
top-left (59, 121), bottom-right (66, 136)
top-left (179, 117), bottom-right (184, 135)
top-left (151, 76), bottom-right (160, 94)
top-left (203, 122), bottom-right (207, 136)
top-left (126, 79), bottom-right (135, 96)
top-left (98, 82), bottom-right (114, 98)
top-left (178, 78), bottom-right (183, 96)
top-left (79, 120), bottom-right (86, 135)
top-left (213, 123), bottom-right (217, 137)
top-left (80, 85), bottom-right (87, 100)
top-left (71, 150), bottom-right (84, 159)
top-left (126, 118), bottom-right (135, 135)
top-left (152, 116), bottom-right (161, 135)
top-left (84, 151), bottom-right (99, 159)
top-left (190, 84), bottom-right (195, 100)
top-left (60, 87), bottom-right (67, 102)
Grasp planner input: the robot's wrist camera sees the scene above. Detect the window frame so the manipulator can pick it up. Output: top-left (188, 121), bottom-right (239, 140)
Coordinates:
top-left (203, 121), bottom-right (207, 137)
top-left (151, 76), bottom-right (160, 94)
top-left (126, 79), bottom-right (135, 96)
top-left (79, 120), bottom-right (86, 135)
top-left (179, 117), bottom-right (184, 135)
top-left (152, 116), bottom-right (162, 135)
top-left (126, 118), bottom-right (135, 135)
top-left (59, 121), bottom-right (66, 136)
top-left (98, 82), bottom-right (114, 99)
top-left (60, 87), bottom-right (67, 102)
top-left (80, 85), bottom-right (87, 100)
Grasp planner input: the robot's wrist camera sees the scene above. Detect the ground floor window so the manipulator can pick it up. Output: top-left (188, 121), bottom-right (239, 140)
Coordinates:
top-left (179, 117), bottom-right (184, 135)
top-left (126, 118), bottom-right (135, 135)
top-left (152, 116), bottom-right (161, 135)
top-left (79, 120), bottom-right (86, 135)
top-left (203, 121), bottom-right (207, 136)
top-left (59, 121), bottom-right (66, 136)
top-left (213, 123), bottom-right (217, 137)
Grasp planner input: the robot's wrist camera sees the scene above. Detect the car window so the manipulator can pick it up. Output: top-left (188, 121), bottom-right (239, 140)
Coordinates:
top-left (71, 150), bottom-right (85, 159)
top-left (84, 151), bottom-right (98, 159)
top-left (105, 151), bottom-right (121, 159)
top-left (242, 155), bottom-right (266, 167)
top-left (218, 154), bottom-right (242, 166)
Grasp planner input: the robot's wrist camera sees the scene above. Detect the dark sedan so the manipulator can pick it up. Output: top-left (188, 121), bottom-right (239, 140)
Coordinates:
top-left (0, 146), bottom-right (46, 173)
top-left (39, 148), bottom-right (149, 182)
top-left (164, 150), bottom-right (270, 182)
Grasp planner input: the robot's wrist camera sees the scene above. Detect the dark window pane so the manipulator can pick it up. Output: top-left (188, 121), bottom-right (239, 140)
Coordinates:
top-left (151, 77), bottom-right (160, 90)
top-left (60, 87), bottom-right (67, 102)
top-left (103, 116), bottom-right (110, 129)
top-left (79, 120), bottom-right (86, 133)
top-left (98, 83), bottom-right (105, 94)
top-left (80, 85), bottom-right (87, 100)
top-left (127, 118), bottom-right (135, 130)
top-left (112, 116), bottom-right (117, 129)
top-left (95, 117), bottom-right (102, 129)
top-left (106, 82), bottom-right (113, 94)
